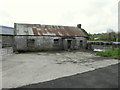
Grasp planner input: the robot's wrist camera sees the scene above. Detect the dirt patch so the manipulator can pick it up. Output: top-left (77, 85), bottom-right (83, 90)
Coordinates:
top-left (53, 51), bottom-right (99, 65)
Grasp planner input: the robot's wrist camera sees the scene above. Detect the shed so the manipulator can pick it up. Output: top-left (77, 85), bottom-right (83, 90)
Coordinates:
top-left (13, 23), bottom-right (88, 52)
top-left (0, 26), bottom-right (14, 47)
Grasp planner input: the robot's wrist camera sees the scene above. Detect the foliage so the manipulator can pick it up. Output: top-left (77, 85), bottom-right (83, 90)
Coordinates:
top-left (96, 48), bottom-right (120, 60)
top-left (88, 29), bottom-right (120, 42)
top-left (81, 29), bottom-right (89, 37)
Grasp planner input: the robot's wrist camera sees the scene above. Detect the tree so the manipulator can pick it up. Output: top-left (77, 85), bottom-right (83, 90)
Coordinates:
top-left (88, 29), bottom-right (118, 42)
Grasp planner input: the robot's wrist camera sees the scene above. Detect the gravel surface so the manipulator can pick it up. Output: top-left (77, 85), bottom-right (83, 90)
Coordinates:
top-left (1, 47), bottom-right (119, 89)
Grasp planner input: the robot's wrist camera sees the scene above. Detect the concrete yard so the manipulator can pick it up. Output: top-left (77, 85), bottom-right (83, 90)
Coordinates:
top-left (1, 47), bottom-right (119, 89)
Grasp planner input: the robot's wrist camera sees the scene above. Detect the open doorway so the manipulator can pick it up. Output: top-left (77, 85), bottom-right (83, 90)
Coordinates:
top-left (62, 38), bottom-right (73, 50)
top-left (67, 40), bottom-right (72, 49)
top-left (79, 40), bottom-right (83, 47)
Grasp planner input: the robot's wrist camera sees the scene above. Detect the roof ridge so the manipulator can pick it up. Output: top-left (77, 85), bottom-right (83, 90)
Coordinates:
top-left (15, 23), bottom-right (77, 28)
top-left (0, 25), bottom-right (13, 29)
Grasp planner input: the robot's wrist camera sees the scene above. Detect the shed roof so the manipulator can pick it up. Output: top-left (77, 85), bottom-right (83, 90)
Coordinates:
top-left (15, 23), bottom-right (88, 37)
top-left (0, 25), bottom-right (14, 35)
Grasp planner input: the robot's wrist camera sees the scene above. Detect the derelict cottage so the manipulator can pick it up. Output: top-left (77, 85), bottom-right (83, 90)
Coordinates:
top-left (13, 23), bottom-right (88, 52)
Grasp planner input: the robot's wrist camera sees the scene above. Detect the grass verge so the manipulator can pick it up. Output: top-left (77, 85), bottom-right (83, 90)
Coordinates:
top-left (96, 48), bottom-right (120, 60)
top-left (88, 40), bottom-right (114, 42)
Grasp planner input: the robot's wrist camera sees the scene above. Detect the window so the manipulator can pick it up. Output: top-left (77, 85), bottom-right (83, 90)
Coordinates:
top-left (27, 39), bottom-right (35, 48)
top-left (28, 39), bottom-right (35, 43)
top-left (54, 39), bottom-right (59, 44)
top-left (53, 39), bottom-right (59, 47)
top-left (80, 40), bottom-right (83, 42)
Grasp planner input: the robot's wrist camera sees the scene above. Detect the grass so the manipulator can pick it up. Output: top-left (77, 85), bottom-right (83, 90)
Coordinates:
top-left (88, 40), bottom-right (114, 42)
top-left (96, 48), bottom-right (120, 60)
top-left (107, 46), bottom-right (113, 49)
top-left (88, 40), bottom-right (107, 42)
top-left (88, 40), bottom-right (120, 42)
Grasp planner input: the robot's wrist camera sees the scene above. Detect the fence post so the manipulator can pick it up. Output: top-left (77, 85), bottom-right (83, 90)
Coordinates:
top-left (112, 43), bottom-right (114, 51)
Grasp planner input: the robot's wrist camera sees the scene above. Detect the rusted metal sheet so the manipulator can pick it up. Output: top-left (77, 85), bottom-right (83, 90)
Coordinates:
top-left (15, 23), bottom-right (87, 37)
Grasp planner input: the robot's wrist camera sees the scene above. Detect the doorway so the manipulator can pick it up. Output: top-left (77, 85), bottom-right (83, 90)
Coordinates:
top-left (67, 40), bottom-right (72, 49)
top-left (79, 40), bottom-right (83, 47)
top-left (62, 38), bottom-right (73, 50)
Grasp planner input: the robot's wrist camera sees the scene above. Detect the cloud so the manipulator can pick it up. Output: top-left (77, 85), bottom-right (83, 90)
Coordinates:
top-left (0, 0), bottom-right (119, 33)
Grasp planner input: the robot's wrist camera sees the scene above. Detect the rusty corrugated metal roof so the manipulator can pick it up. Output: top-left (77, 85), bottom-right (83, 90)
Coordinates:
top-left (15, 23), bottom-right (87, 37)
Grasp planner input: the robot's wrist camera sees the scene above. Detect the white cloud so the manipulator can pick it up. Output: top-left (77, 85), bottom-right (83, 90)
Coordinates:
top-left (0, 0), bottom-right (119, 34)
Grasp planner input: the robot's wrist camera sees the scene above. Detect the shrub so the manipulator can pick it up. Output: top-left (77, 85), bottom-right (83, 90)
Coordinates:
top-left (96, 48), bottom-right (120, 60)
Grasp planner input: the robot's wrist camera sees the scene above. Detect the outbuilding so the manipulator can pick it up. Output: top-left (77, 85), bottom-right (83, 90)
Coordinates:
top-left (0, 26), bottom-right (14, 47)
top-left (13, 23), bottom-right (88, 52)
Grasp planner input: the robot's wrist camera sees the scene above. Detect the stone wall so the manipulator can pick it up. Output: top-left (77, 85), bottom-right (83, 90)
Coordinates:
top-left (14, 36), bottom-right (87, 52)
top-left (0, 47), bottom-right (13, 56)
top-left (2, 35), bottom-right (13, 47)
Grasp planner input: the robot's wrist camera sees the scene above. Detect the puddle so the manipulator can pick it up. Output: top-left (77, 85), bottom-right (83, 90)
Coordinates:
top-left (94, 49), bottom-right (105, 52)
top-left (93, 48), bottom-right (112, 52)
top-left (92, 45), bottom-right (112, 52)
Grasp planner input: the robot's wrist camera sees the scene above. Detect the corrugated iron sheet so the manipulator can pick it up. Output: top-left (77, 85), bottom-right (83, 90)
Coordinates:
top-left (15, 23), bottom-right (87, 37)
top-left (0, 26), bottom-right (14, 35)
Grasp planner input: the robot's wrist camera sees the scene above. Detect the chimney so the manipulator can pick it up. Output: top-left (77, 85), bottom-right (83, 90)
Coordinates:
top-left (77, 24), bottom-right (81, 29)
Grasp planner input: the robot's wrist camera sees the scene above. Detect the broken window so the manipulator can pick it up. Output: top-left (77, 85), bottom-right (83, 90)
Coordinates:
top-left (54, 39), bottom-right (59, 44)
top-left (28, 39), bottom-right (35, 43)
top-left (53, 39), bottom-right (59, 47)
top-left (27, 39), bottom-right (35, 48)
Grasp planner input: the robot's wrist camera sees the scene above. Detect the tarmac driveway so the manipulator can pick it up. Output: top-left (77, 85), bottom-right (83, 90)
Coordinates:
top-left (14, 63), bottom-right (119, 88)
top-left (1, 49), bottom-right (119, 89)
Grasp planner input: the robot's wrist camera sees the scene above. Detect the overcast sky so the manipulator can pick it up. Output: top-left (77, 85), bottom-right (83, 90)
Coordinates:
top-left (0, 0), bottom-right (119, 34)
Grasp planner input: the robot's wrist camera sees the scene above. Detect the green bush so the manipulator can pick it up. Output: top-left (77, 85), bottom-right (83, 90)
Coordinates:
top-left (96, 48), bottom-right (120, 60)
